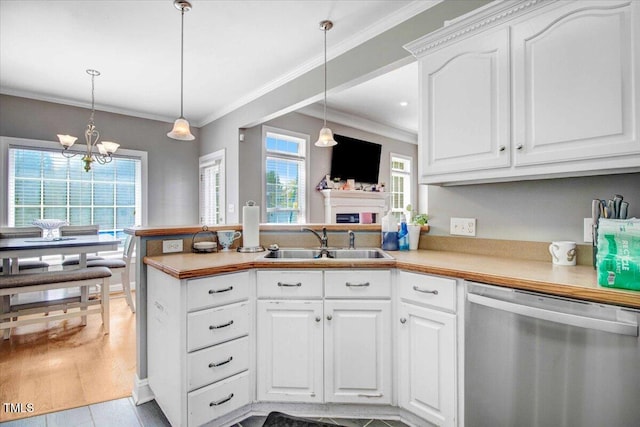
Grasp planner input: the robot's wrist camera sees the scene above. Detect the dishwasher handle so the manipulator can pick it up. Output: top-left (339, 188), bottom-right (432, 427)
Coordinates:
top-left (467, 292), bottom-right (638, 337)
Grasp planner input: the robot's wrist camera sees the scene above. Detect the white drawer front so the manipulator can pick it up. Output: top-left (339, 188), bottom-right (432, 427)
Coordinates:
top-left (188, 371), bottom-right (250, 427)
top-left (187, 271), bottom-right (249, 312)
top-left (257, 270), bottom-right (323, 299)
top-left (324, 270), bottom-right (391, 299)
top-left (187, 336), bottom-right (250, 391)
top-left (188, 301), bottom-right (250, 352)
top-left (398, 271), bottom-right (457, 312)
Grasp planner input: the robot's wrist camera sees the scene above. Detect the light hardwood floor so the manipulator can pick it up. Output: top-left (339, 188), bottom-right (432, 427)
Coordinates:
top-left (0, 294), bottom-right (136, 422)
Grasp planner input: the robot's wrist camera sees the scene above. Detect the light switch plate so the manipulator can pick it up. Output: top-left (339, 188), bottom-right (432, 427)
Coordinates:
top-left (163, 239), bottom-right (183, 253)
top-left (450, 217), bottom-right (476, 236)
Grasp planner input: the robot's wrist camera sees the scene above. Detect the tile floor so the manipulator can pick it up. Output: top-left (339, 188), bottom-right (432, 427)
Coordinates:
top-left (0, 397), bottom-right (410, 427)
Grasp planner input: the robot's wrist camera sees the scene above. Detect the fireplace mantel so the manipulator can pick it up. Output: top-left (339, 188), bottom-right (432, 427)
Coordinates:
top-left (321, 189), bottom-right (388, 224)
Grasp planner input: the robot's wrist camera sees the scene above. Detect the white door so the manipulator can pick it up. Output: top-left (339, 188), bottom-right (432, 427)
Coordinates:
top-left (419, 27), bottom-right (511, 180)
top-left (256, 300), bottom-right (323, 403)
top-left (398, 302), bottom-right (456, 427)
top-left (324, 300), bottom-right (391, 404)
top-left (512, 0), bottom-right (640, 167)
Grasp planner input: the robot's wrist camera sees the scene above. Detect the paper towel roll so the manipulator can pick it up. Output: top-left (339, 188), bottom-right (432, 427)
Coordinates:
top-left (242, 202), bottom-right (260, 248)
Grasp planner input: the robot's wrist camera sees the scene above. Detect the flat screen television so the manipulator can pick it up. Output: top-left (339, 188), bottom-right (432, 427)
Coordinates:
top-left (330, 134), bottom-right (382, 184)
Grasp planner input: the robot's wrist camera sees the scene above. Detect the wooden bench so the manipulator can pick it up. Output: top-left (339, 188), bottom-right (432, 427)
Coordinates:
top-left (0, 267), bottom-right (111, 339)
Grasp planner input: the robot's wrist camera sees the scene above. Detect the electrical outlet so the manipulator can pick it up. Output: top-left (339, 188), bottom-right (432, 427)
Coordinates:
top-left (450, 217), bottom-right (477, 236)
top-left (162, 239), bottom-right (183, 253)
top-left (584, 218), bottom-right (593, 243)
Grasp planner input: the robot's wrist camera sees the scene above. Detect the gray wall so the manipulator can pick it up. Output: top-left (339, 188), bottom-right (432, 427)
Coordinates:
top-left (427, 173), bottom-right (640, 243)
top-left (0, 94), bottom-right (200, 226)
top-left (240, 111), bottom-right (418, 223)
top-left (200, 0), bottom-right (491, 223)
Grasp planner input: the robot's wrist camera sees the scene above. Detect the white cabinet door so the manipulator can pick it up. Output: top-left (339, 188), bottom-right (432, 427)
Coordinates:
top-left (512, 0), bottom-right (640, 166)
top-left (398, 302), bottom-right (456, 427)
top-left (256, 300), bottom-right (323, 403)
top-left (324, 300), bottom-right (391, 404)
top-left (419, 27), bottom-right (510, 180)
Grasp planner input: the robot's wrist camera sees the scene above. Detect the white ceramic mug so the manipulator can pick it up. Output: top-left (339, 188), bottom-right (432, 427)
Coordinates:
top-left (549, 241), bottom-right (577, 266)
top-left (217, 230), bottom-right (242, 251)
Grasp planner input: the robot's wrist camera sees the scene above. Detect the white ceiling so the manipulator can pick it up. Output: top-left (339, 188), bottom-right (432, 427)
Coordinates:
top-left (0, 0), bottom-right (426, 132)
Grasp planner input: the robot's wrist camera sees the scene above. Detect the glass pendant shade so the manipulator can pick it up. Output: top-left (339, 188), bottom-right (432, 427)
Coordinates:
top-left (57, 134), bottom-right (78, 148)
top-left (167, 117), bottom-right (195, 140)
top-left (315, 126), bottom-right (337, 147)
top-left (100, 141), bottom-right (120, 153)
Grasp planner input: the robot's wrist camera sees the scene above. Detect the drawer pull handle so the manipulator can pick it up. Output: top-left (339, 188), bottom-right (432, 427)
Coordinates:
top-left (400, 318), bottom-right (407, 324)
top-left (498, 145), bottom-right (506, 152)
top-left (413, 286), bottom-right (438, 295)
top-left (209, 320), bottom-right (234, 330)
top-left (209, 286), bottom-right (233, 294)
top-left (315, 316), bottom-right (321, 322)
top-left (346, 282), bottom-right (370, 287)
top-left (209, 356), bottom-right (233, 368)
top-left (209, 393), bottom-right (234, 407)
top-left (357, 393), bottom-right (383, 398)
top-left (278, 282), bottom-right (302, 287)
top-left (326, 314), bottom-right (333, 321)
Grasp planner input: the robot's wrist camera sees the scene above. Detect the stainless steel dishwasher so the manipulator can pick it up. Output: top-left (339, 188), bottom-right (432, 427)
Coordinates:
top-left (465, 282), bottom-right (640, 427)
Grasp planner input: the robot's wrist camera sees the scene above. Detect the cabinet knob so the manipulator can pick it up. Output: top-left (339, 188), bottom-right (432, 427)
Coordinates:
top-left (516, 144), bottom-right (524, 150)
top-left (315, 316), bottom-right (321, 322)
top-left (498, 145), bottom-right (506, 152)
top-left (326, 314), bottom-right (333, 321)
top-left (400, 318), bottom-right (407, 324)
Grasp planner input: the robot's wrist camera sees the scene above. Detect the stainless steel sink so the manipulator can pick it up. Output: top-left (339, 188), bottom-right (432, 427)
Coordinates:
top-left (263, 248), bottom-right (393, 260)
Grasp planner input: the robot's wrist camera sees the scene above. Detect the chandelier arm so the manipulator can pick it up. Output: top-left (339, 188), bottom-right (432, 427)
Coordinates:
top-left (61, 150), bottom-right (79, 159)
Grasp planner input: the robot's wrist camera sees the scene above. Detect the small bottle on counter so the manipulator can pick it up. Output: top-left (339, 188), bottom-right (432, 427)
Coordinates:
top-left (398, 213), bottom-right (409, 251)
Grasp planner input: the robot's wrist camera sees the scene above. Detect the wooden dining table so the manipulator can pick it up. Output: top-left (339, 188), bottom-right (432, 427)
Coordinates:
top-left (0, 234), bottom-right (119, 275)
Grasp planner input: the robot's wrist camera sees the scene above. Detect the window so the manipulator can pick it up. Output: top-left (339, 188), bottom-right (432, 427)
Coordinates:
top-left (263, 127), bottom-right (308, 223)
top-left (7, 146), bottom-right (142, 242)
top-left (199, 150), bottom-right (225, 225)
top-left (390, 154), bottom-right (412, 220)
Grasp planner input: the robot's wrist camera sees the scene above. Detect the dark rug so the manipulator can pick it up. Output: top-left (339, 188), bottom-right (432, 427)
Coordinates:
top-left (262, 411), bottom-right (346, 427)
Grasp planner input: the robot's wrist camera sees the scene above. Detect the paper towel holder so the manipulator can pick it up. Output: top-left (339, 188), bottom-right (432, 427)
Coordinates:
top-left (237, 200), bottom-right (265, 253)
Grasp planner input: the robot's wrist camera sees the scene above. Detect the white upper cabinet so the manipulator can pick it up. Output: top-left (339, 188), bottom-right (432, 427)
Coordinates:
top-left (512, 0), bottom-right (639, 166)
top-left (405, 0), bottom-right (640, 185)
top-left (419, 28), bottom-right (511, 176)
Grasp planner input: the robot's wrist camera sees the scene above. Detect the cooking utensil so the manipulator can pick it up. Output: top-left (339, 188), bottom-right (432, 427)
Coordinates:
top-left (613, 195), bottom-right (623, 219)
top-left (607, 199), bottom-right (615, 219)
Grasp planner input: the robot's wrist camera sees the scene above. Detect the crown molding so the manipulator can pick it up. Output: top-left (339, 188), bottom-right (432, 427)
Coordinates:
top-left (298, 104), bottom-right (417, 145)
top-left (1, 88), bottom-right (178, 125)
top-left (197, 0), bottom-right (442, 127)
top-left (404, 0), bottom-right (551, 58)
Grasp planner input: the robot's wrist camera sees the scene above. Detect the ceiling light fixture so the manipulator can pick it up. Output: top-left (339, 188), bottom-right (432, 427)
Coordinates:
top-left (57, 69), bottom-right (120, 172)
top-left (167, 0), bottom-right (195, 141)
top-left (399, 101), bottom-right (409, 107)
top-left (315, 19), bottom-right (336, 148)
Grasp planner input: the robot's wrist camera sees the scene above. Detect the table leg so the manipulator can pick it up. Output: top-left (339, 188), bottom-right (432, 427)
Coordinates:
top-left (1, 258), bottom-right (9, 276)
top-left (79, 253), bottom-right (87, 269)
top-left (80, 285), bottom-right (88, 326)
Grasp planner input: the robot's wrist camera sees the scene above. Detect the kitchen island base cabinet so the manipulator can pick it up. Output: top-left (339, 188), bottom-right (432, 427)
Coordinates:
top-left (256, 300), bottom-right (323, 403)
top-left (324, 300), bottom-right (391, 404)
top-left (397, 271), bottom-right (458, 427)
top-left (147, 268), bottom-right (251, 427)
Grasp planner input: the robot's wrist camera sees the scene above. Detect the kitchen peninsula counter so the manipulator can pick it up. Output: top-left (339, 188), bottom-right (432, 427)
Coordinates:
top-left (144, 249), bottom-right (640, 309)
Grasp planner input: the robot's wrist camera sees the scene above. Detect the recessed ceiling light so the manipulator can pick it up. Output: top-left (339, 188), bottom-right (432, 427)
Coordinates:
top-left (399, 101), bottom-right (409, 107)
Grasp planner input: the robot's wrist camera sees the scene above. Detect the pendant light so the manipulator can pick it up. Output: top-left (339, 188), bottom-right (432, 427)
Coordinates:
top-left (57, 69), bottom-right (120, 172)
top-left (315, 20), bottom-right (336, 147)
top-left (167, 0), bottom-right (195, 141)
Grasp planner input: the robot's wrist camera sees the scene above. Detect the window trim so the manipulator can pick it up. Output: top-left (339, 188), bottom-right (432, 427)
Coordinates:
top-left (261, 125), bottom-right (310, 224)
top-left (0, 136), bottom-right (148, 228)
top-left (390, 152), bottom-right (412, 216)
top-left (199, 149), bottom-right (225, 225)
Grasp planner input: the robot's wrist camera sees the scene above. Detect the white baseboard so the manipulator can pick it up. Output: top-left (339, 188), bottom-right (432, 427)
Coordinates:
top-left (132, 375), bottom-right (155, 405)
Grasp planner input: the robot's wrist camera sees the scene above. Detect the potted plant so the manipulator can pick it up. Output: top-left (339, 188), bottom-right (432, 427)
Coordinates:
top-left (406, 205), bottom-right (428, 250)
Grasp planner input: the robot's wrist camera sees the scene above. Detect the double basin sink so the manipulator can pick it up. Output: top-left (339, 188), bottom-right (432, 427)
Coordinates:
top-left (263, 248), bottom-right (393, 260)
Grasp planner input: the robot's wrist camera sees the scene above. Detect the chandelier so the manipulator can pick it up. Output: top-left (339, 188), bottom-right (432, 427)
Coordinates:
top-left (315, 20), bottom-right (337, 147)
top-left (167, 0), bottom-right (195, 140)
top-left (57, 69), bottom-right (120, 172)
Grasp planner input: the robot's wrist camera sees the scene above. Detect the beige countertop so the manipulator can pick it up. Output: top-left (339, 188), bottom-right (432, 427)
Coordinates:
top-left (144, 249), bottom-right (640, 309)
